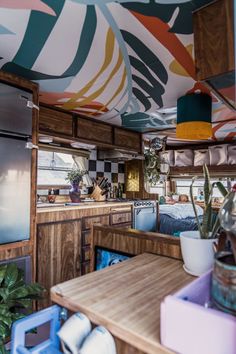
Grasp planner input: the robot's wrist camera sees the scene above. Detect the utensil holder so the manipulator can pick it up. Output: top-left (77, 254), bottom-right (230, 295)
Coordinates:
top-left (90, 186), bottom-right (106, 202)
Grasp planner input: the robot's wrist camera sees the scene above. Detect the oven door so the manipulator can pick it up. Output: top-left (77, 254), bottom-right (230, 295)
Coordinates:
top-left (133, 206), bottom-right (157, 232)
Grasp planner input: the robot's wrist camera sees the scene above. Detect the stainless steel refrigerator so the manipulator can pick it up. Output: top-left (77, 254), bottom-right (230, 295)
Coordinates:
top-left (0, 82), bottom-right (33, 244)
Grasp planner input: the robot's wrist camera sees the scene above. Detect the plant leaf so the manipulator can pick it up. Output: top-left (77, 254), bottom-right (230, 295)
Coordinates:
top-left (0, 289), bottom-right (9, 303)
top-left (190, 176), bottom-right (203, 237)
top-left (4, 264), bottom-right (18, 288)
top-left (0, 267), bottom-right (7, 286)
top-left (0, 315), bottom-right (12, 328)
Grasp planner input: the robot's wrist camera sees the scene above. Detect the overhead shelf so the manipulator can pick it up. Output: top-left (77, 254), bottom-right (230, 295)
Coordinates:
top-left (169, 165), bottom-right (236, 177)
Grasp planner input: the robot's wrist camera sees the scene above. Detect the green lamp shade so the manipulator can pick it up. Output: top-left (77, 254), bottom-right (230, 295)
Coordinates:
top-left (176, 93), bottom-right (212, 140)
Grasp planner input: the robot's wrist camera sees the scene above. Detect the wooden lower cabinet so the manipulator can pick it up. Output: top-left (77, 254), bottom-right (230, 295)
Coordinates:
top-left (37, 220), bottom-right (81, 308)
top-left (37, 206), bottom-right (133, 303)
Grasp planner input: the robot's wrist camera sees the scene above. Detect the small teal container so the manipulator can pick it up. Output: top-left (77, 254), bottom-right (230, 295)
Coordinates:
top-left (211, 252), bottom-right (236, 316)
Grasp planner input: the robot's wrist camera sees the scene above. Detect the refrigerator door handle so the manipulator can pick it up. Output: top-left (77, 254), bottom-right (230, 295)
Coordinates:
top-left (25, 141), bottom-right (39, 150)
top-left (26, 100), bottom-right (39, 111)
top-left (18, 94), bottom-right (39, 110)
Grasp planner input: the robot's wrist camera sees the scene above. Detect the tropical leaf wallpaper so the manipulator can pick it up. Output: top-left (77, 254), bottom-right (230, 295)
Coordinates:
top-left (0, 0), bottom-right (235, 141)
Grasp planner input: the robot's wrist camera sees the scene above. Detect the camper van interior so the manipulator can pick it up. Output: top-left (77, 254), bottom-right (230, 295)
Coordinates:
top-left (0, 0), bottom-right (235, 353)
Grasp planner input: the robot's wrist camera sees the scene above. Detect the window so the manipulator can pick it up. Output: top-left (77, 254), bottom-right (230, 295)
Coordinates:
top-left (37, 150), bottom-right (76, 186)
top-left (175, 178), bottom-right (233, 198)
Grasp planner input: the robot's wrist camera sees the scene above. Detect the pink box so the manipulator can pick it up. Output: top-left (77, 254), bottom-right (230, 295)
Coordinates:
top-left (161, 271), bottom-right (236, 354)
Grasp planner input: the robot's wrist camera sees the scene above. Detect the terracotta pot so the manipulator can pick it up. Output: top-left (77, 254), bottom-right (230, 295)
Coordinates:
top-left (211, 251), bottom-right (236, 316)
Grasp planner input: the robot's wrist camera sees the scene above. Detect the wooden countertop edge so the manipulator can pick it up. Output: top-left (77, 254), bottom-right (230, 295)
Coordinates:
top-left (50, 289), bottom-right (174, 354)
top-left (37, 201), bottom-right (133, 213)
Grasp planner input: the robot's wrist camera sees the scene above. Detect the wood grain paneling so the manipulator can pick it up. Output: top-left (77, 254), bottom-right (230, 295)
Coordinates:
top-left (193, 0), bottom-right (234, 80)
top-left (91, 225), bottom-right (181, 271)
top-left (39, 106), bottom-right (73, 136)
top-left (81, 261), bottom-right (91, 275)
top-left (114, 127), bottom-right (142, 153)
top-left (82, 214), bottom-right (110, 230)
top-left (51, 253), bottom-right (192, 354)
top-left (111, 212), bottom-right (132, 225)
top-left (37, 220), bottom-right (81, 308)
top-left (77, 118), bottom-right (113, 145)
top-left (37, 202), bottom-right (132, 224)
top-left (81, 246), bottom-right (91, 262)
top-left (82, 230), bottom-right (91, 246)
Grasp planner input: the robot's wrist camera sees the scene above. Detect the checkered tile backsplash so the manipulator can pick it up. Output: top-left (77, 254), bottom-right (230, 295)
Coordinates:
top-left (88, 149), bottom-right (125, 184)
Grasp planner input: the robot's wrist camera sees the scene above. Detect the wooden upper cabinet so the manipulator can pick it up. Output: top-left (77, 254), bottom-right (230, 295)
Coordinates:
top-left (77, 118), bottom-right (113, 145)
top-left (114, 127), bottom-right (142, 153)
top-left (39, 106), bottom-right (73, 136)
top-left (193, 0), bottom-right (234, 80)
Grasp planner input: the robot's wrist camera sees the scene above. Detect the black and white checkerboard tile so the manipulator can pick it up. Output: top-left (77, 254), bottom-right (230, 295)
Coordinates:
top-left (88, 149), bottom-right (125, 184)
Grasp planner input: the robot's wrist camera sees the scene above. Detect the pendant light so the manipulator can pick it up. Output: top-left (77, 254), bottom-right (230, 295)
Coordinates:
top-left (176, 92), bottom-right (212, 140)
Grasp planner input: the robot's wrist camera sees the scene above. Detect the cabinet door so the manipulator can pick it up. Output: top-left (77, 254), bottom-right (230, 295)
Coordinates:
top-left (114, 127), bottom-right (141, 153)
top-left (39, 106), bottom-right (73, 136)
top-left (193, 0), bottom-right (234, 80)
top-left (77, 118), bottom-right (113, 145)
top-left (37, 220), bottom-right (81, 309)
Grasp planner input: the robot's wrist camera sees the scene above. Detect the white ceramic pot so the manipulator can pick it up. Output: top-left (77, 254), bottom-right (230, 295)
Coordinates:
top-left (180, 231), bottom-right (217, 276)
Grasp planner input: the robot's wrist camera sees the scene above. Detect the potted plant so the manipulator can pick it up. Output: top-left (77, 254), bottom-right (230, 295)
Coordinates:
top-left (144, 148), bottom-right (161, 186)
top-left (66, 168), bottom-right (87, 203)
top-left (0, 263), bottom-right (44, 353)
top-left (180, 164), bottom-right (228, 276)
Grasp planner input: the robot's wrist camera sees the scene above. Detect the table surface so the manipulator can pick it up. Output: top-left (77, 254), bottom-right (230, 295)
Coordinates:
top-left (51, 253), bottom-right (193, 354)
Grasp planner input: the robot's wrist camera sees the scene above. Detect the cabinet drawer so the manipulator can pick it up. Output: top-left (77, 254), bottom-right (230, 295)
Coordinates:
top-left (82, 215), bottom-right (110, 230)
top-left (81, 261), bottom-right (91, 275)
top-left (81, 246), bottom-right (91, 262)
top-left (82, 230), bottom-right (91, 246)
top-left (111, 212), bottom-right (132, 225)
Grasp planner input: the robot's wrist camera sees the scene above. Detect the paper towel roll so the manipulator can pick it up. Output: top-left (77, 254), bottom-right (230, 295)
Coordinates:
top-left (57, 312), bottom-right (91, 354)
top-left (79, 326), bottom-right (116, 354)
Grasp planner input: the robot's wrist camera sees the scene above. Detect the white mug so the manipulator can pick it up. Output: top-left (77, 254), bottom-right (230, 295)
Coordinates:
top-left (57, 312), bottom-right (92, 354)
top-left (80, 326), bottom-right (116, 354)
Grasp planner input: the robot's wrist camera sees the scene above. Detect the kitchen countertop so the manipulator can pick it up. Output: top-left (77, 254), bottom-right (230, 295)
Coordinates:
top-left (51, 253), bottom-right (193, 354)
top-left (37, 201), bottom-right (133, 213)
top-left (36, 201), bottom-right (133, 224)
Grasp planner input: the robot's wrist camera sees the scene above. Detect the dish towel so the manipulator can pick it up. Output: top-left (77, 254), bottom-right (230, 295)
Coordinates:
top-left (57, 312), bottom-right (92, 354)
top-left (79, 326), bottom-right (117, 354)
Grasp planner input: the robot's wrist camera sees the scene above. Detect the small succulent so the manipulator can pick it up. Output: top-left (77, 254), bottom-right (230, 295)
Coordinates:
top-left (0, 263), bottom-right (44, 353)
top-left (66, 168), bottom-right (87, 184)
top-left (190, 164), bottom-right (228, 239)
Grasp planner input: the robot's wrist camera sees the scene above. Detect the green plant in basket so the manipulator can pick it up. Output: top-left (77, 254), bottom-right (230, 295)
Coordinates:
top-left (66, 168), bottom-right (87, 184)
top-left (190, 164), bottom-right (228, 239)
top-left (0, 263), bottom-right (44, 354)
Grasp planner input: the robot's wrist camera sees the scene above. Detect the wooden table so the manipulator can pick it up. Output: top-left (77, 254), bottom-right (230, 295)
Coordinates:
top-left (51, 253), bottom-right (193, 354)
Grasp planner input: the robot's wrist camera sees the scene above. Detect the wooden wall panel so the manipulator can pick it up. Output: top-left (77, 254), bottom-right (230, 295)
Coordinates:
top-left (37, 220), bottom-right (81, 308)
top-left (193, 0), bottom-right (234, 80)
top-left (91, 225), bottom-right (182, 271)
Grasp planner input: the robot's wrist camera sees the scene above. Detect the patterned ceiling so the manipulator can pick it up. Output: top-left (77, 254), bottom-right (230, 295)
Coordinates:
top-left (0, 0), bottom-right (235, 141)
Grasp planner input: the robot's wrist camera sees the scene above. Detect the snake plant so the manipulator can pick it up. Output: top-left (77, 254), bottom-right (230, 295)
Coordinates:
top-left (0, 263), bottom-right (44, 354)
top-left (190, 164), bottom-right (228, 239)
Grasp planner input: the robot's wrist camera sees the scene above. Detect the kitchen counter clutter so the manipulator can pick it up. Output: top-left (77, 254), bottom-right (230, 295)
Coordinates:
top-left (51, 253), bottom-right (193, 354)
